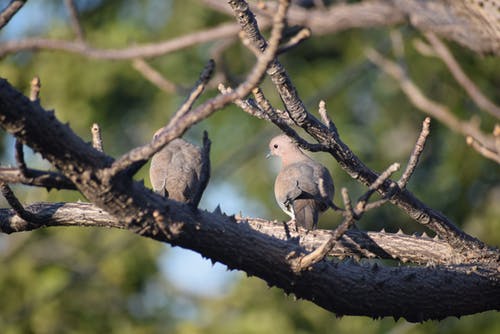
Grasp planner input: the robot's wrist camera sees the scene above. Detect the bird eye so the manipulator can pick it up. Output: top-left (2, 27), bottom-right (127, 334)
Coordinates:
top-left (274, 144), bottom-right (278, 148)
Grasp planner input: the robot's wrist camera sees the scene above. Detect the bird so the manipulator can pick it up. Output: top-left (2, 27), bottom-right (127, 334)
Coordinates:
top-left (149, 131), bottom-right (210, 208)
top-left (268, 134), bottom-right (335, 230)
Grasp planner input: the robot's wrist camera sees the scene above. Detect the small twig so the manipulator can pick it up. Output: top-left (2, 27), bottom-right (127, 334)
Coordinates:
top-left (218, 84), bottom-right (267, 119)
top-left (249, 88), bottom-right (327, 153)
top-left (277, 27), bottom-right (311, 55)
top-left (132, 58), bottom-right (178, 94)
top-left (91, 123), bottom-right (104, 152)
top-left (466, 136), bottom-right (500, 164)
top-left (64, 0), bottom-right (85, 42)
top-left (0, 22), bottom-right (243, 59)
top-left (252, 87), bottom-right (294, 125)
top-left (356, 163), bottom-right (400, 215)
top-left (366, 48), bottom-right (496, 153)
top-left (398, 117), bottom-right (431, 189)
top-left (0, 167), bottom-right (76, 190)
top-left (14, 140), bottom-right (28, 174)
top-left (15, 76), bottom-right (41, 176)
top-left (291, 187), bottom-right (355, 272)
top-left (0, 182), bottom-right (41, 223)
top-left (167, 59), bottom-right (215, 128)
top-left (412, 38), bottom-right (436, 57)
top-left (424, 32), bottom-right (500, 119)
top-left (29, 76), bottom-right (41, 103)
top-left (318, 100), bottom-right (338, 133)
top-left (0, 0), bottom-right (25, 30)
top-left (494, 125), bottom-right (500, 154)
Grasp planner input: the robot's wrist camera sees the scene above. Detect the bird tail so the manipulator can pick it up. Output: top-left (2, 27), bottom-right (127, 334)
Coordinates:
top-left (293, 199), bottom-right (318, 230)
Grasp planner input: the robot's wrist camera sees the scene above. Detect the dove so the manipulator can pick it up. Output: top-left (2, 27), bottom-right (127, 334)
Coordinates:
top-left (268, 134), bottom-right (334, 230)
top-left (149, 131), bottom-right (210, 208)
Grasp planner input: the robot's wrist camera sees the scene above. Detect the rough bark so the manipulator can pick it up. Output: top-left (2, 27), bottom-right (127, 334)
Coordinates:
top-left (0, 0), bottom-right (499, 322)
top-left (0, 78), bottom-right (499, 322)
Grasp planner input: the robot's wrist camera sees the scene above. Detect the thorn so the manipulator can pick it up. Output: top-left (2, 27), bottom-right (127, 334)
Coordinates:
top-left (380, 228), bottom-right (386, 233)
top-left (434, 235), bottom-right (439, 240)
top-left (213, 205), bottom-right (222, 214)
top-left (396, 229), bottom-right (404, 235)
top-left (422, 232), bottom-right (429, 238)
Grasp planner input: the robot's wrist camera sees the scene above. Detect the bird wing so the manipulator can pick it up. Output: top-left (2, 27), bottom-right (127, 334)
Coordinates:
top-left (165, 142), bottom-right (203, 205)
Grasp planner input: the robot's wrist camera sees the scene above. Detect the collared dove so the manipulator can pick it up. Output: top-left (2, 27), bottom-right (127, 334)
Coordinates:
top-left (149, 131), bottom-right (210, 208)
top-left (268, 134), bottom-right (334, 230)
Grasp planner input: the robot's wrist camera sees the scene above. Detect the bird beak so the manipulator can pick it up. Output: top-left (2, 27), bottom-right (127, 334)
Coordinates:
top-left (266, 151), bottom-right (272, 159)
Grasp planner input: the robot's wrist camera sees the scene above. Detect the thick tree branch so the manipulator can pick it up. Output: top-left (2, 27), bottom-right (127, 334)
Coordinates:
top-left (0, 201), bottom-right (498, 322)
top-left (0, 0), bottom-right (498, 322)
top-left (206, 0), bottom-right (500, 55)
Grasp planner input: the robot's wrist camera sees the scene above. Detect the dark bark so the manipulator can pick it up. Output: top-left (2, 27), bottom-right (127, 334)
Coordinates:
top-left (0, 201), bottom-right (499, 322)
top-left (0, 0), bottom-right (498, 322)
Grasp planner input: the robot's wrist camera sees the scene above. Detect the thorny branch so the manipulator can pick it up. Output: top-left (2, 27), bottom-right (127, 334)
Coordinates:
top-left (0, 0), bottom-right (498, 322)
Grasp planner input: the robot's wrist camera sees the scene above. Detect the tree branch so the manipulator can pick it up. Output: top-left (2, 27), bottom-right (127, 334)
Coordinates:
top-left (132, 58), bottom-right (179, 94)
top-left (229, 1), bottom-right (484, 252)
top-left (0, 200), bottom-right (498, 322)
top-left (0, 22), bottom-right (242, 59)
top-left (108, 0), bottom-right (290, 177)
top-left (64, 0), bottom-right (85, 42)
top-left (0, 0), bottom-right (498, 322)
top-left (0, 167), bottom-right (76, 190)
top-left (366, 48), bottom-right (498, 164)
top-left (0, 0), bottom-right (25, 30)
top-left (423, 32), bottom-right (500, 119)
top-left (210, 0), bottom-right (500, 55)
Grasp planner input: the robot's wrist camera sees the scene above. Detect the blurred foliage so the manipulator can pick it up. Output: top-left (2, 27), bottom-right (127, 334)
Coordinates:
top-left (0, 0), bottom-right (498, 332)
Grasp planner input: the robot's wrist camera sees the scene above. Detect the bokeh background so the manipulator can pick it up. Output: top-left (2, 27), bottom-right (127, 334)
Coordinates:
top-left (0, 0), bottom-right (499, 333)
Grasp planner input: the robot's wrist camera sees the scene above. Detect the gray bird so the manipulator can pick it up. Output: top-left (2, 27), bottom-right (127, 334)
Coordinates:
top-left (268, 134), bottom-right (334, 230)
top-left (149, 131), bottom-right (210, 208)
